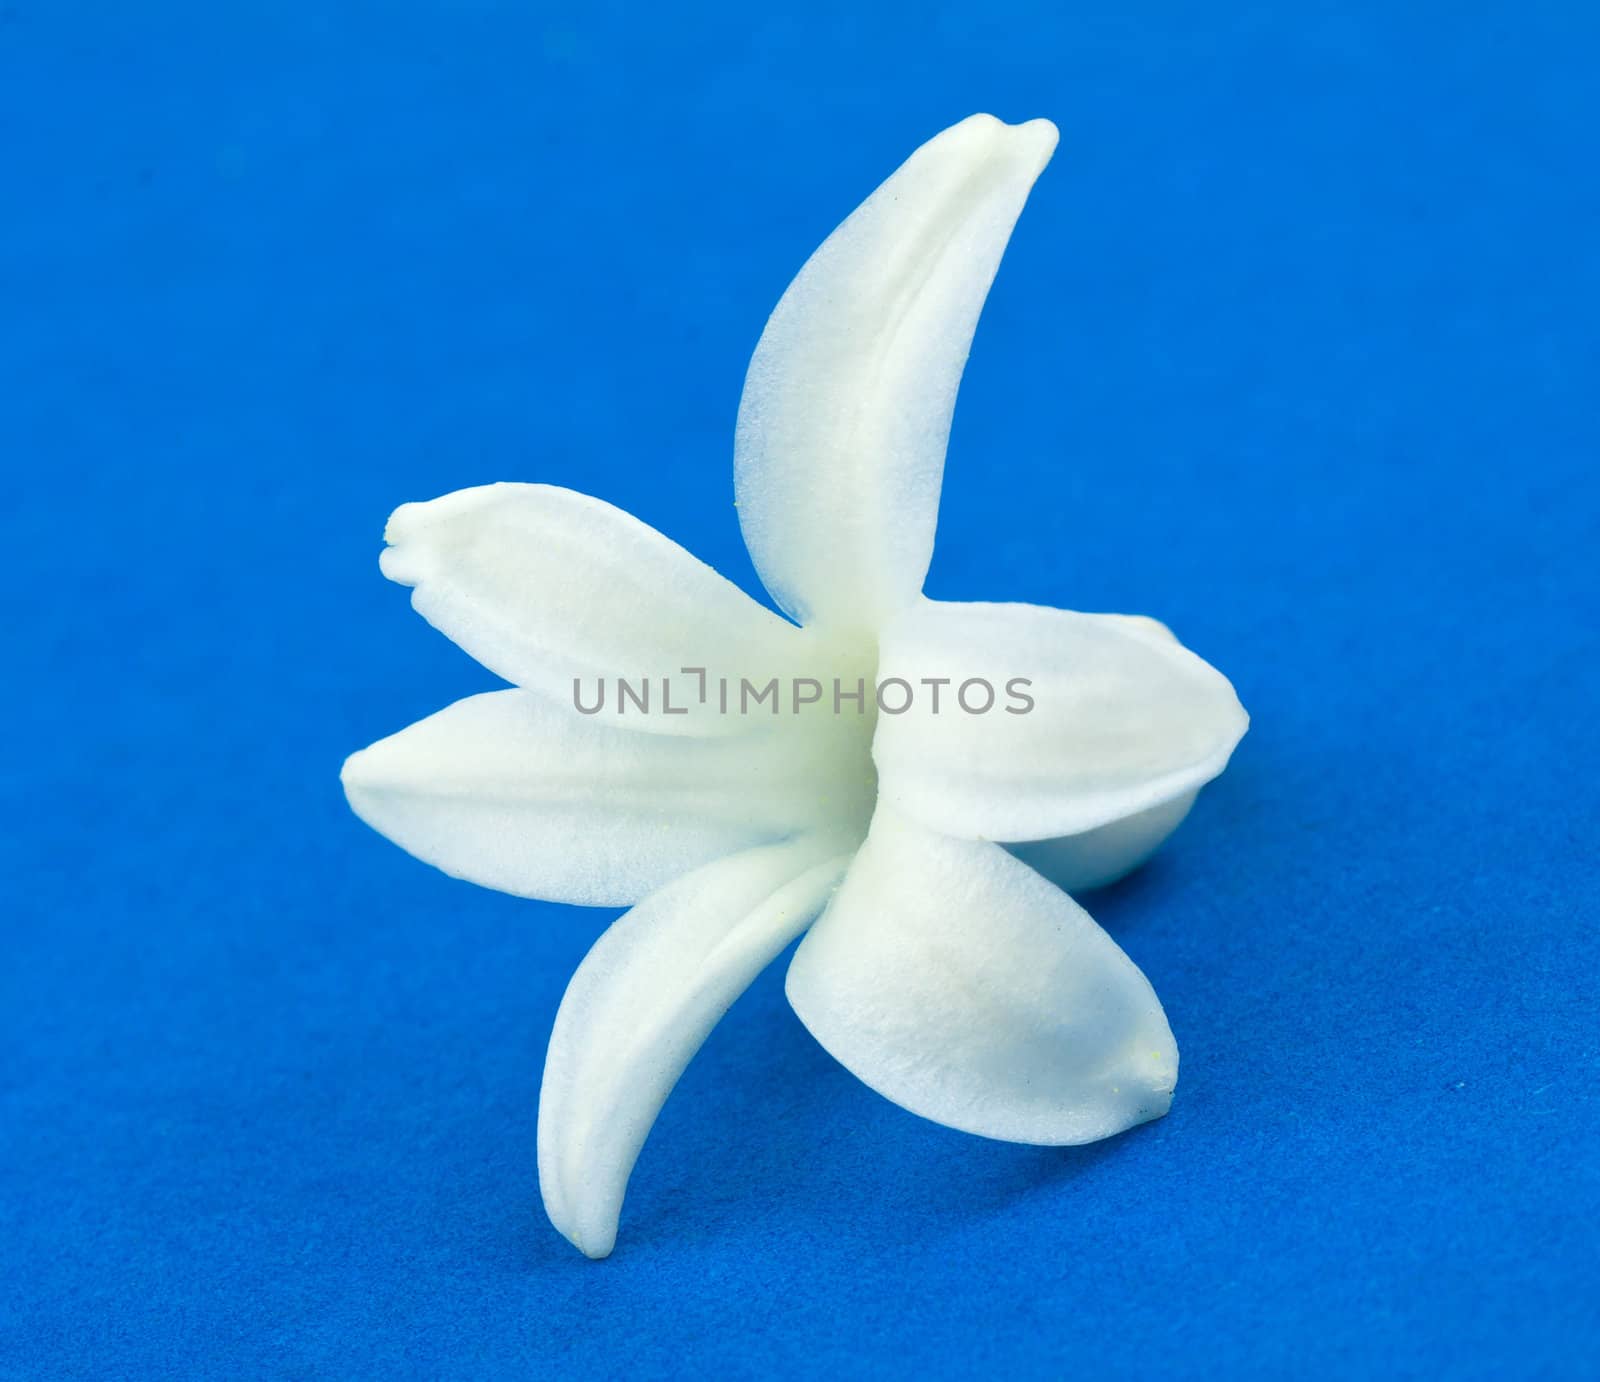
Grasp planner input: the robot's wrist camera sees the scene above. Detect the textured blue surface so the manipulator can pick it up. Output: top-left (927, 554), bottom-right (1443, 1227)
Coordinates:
top-left (3, 3), bottom-right (1597, 1376)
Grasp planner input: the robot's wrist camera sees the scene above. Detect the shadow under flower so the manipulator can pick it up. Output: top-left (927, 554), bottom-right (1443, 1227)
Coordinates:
top-left (608, 957), bottom-right (1165, 1258)
top-left (488, 777), bottom-right (1276, 1269)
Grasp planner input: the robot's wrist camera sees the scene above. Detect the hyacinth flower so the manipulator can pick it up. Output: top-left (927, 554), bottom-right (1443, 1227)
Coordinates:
top-left (342, 114), bottom-right (1248, 1258)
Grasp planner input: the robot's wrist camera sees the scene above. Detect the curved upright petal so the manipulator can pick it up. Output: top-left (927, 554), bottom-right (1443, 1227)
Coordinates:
top-left (872, 599), bottom-right (1248, 842)
top-left (380, 483), bottom-right (811, 734)
top-left (786, 810), bottom-right (1177, 1145)
top-left (539, 839), bottom-right (852, 1258)
top-left (734, 114), bottom-right (1059, 632)
top-left (342, 690), bottom-right (851, 906)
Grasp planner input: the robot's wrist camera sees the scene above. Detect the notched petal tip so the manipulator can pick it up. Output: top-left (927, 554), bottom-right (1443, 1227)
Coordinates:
top-left (377, 498), bottom-right (440, 587)
top-left (378, 483), bottom-right (514, 588)
top-left (369, 480), bottom-right (811, 734)
top-left (960, 112), bottom-right (1060, 166)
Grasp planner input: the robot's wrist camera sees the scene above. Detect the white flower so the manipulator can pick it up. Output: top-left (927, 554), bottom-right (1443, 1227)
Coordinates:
top-left (342, 113), bottom-right (1248, 1259)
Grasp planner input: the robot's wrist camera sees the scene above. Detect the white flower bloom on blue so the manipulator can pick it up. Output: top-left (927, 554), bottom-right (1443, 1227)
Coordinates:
top-left (342, 115), bottom-right (1248, 1258)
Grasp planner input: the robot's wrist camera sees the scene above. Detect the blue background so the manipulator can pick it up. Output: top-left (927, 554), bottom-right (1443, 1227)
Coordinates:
top-left (3, 2), bottom-right (1597, 1376)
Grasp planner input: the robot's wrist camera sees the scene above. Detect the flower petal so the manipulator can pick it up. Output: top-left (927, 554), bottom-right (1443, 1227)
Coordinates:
top-left (380, 482), bottom-right (810, 734)
top-left (342, 689), bottom-right (852, 906)
top-left (1001, 617), bottom-right (1199, 890)
top-left (872, 599), bottom-right (1248, 842)
top-left (786, 809), bottom-right (1178, 1144)
top-left (1006, 791), bottom-right (1198, 893)
top-left (734, 114), bottom-right (1058, 632)
top-left (538, 839), bottom-right (852, 1258)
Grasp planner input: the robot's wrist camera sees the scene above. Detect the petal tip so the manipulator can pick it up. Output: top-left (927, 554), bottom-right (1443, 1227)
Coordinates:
top-left (338, 745), bottom-right (389, 826)
top-left (337, 746), bottom-right (368, 793)
top-left (541, 1172), bottom-right (620, 1260)
top-left (560, 1221), bottom-right (616, 1261)
top-left (960, 112), bottom-right (1059, 167)
top-left (376, 541), bottom-right (416, 586)
top-left (1013, 115), bottom-right (1060, 160)
top-left (379, 483), bottom-right (528, 583)
top-left (378, 497), bottom-right (445, 586)
top-left (1135, 1033), bottom-right (1181, 1110)
top-left (380, 498), bottom-right (427, 546)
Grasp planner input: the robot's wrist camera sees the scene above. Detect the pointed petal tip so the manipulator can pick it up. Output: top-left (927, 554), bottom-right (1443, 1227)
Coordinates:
top-left (541, 1188), bottom-right (618, 1259)
top-left (338, 745), bottom-right (392, 847)
top-left (540, 1153), bottom-right (621, 1260)
top-left (1136, 1081), bottom-right (1176, 1128)
top-left (338, 744), bottom-right (392, 831)
top-left (1060, 1027), bottom-right (1178, 1142)
top-left (563, 1223), bottom-right (616, 1261)
top-left (337, 745), bottom-right (368, 793)
top-left (1128, 1033), bottom-right (1180, 1122)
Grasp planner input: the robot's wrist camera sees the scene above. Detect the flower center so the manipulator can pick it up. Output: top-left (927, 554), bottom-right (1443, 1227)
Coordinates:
top-left (779, 628), bottom-right (880, 847)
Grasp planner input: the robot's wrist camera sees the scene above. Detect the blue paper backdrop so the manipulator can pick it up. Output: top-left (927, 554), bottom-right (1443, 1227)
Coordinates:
top-left (3, 2), bottom-right (1596, 1376)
